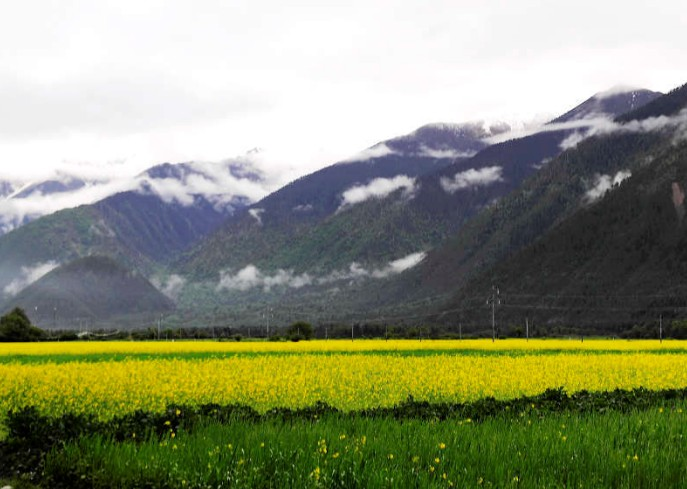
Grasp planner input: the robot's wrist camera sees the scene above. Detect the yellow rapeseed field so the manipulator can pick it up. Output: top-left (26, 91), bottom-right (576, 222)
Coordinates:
top-left (2, 339), bottom-right (686, 419)
top-left (0, 338), bottom-right (684, 356)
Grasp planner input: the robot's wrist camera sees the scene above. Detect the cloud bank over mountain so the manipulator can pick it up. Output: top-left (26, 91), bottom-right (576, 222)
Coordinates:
top-left (440, 166), bottom-right (504, 194)
top-left (216, 251), bottom-right (427, 292)
top-left (3, 261), bottom-right (59, 297)
top-left (339, 175), bottom-right (417, 209)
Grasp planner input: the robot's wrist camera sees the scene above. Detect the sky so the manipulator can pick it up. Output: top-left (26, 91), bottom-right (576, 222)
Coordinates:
top-left (1, 0), bottom-right (686, 186)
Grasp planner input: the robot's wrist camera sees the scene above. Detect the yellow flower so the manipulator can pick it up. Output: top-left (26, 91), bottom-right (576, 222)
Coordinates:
top-left (439, 442), bottom-right (446, 450)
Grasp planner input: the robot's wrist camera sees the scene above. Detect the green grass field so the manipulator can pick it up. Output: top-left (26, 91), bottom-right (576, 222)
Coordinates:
top-left (42, 404), bottom-right (687, 488)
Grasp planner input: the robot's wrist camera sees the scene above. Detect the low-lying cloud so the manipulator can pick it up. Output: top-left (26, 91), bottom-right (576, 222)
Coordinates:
top-left (151, 274), bottom-right (187, 301)
top-left (440, 166), bottom-right (503, 194)
top-left (217, 265), bottom-right (313, 292)
top-left (248, 208), bottom-right (265, 225)
top-left (558, 110), bottom-right (687, 150)
top-left (0, 155), bottom-right (275, 235)
top-left (416, 145), bottom-right (479, 159)
top-left (585, 170), bottom-right (632, 202)
top-left (216, 251), bottom-right (427, 292)
top-left (324, 251), bottom-right (427, 281)
top-left (485, 109), bottom-right (687, 149)
top-left (4, 261), bottom-right (59, 296)
top-left (340, 175), bottom-right (417, 208)
top-left (139, 158), bottom-right (269, 210)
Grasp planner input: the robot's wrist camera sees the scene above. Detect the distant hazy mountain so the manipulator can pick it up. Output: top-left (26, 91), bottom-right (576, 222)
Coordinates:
top-left (10, 176), bottom-right (88, 200)
top-left (0, 158), bottom-right (265, 297)
top-left (0, 156), bottom-right (266, 235)
top-left (551, 87), bottom-right (661, 123)
top-left (2, 255), bottom-right (174, 328)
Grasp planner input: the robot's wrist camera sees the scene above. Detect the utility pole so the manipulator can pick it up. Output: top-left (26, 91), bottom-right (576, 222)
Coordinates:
top-left (486, 285), bottom-right (500, 342)
top-left (660, 314), bottom-right (663, 343)
top-left (526, 317), bottom-right (529, 342)
top-left (157, 314), bottom-right (163, 340)
top-left (459, 322), bottom-right (462, 340)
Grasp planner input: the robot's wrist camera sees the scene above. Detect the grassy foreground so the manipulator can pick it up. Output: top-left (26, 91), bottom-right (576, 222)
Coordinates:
top-left (41, 403), bottom-right (687, 488)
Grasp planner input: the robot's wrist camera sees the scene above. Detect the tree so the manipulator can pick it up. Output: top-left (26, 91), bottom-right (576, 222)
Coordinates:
top-left (0, 307), bottom-right (45, 342)
top-left (286, 321), bottom-right (313, 341)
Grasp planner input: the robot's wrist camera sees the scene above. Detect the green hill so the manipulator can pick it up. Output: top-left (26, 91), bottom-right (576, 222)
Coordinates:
top-left (0, 191), bottom-right (228, 295)
top-left (439, 135), bottom-right (687, 333)
top-left (3, 256), bottom-right (174, 329)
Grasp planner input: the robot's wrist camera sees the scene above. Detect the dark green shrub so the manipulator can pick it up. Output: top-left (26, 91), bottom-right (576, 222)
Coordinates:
top-left (286, 321), bottom-right (313, 340)
top-left (0, 307), bottom-right (45, 342)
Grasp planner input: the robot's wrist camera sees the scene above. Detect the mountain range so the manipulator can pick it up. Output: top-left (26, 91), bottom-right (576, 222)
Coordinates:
top-left (3, 82), bottom-right (687, 334)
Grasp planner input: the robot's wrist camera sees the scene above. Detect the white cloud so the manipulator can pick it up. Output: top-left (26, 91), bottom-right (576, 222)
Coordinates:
top-left (248, 208), bottom-right (265, 225)
top-left (486, 116), bottom-right (616, 144)
top-left (370, 251), bottom-right (427, 278)
top-left (151, 274), bottom-right (186, 300)
top-left (293, 204), bottom-right (313, 212)
top-left (0, 177), bottom-right (139, 233)
top-left (340, 144), bottom-right (397, 163)
top-left (416, 145), bottom-right (479, 159)
top-left (586, 170), bottom-right (632, 202)
top-left (0, 154), bottom-right (279, 234)
top-left (217, 265), bottom-right (313, 292)
top-left (440, 166), bottom-right (503, 193)
top-left (594, 85), bottom-right (643, 100)
top-left (318, 251), bottom-right (427, 282)
top-left (0, 0), bottom-right (685, 198)
top-left (559, 131), bottom-right (588, 150)
top-left (3, 261), bottom-right (59, 296)
top-left (340, 175), bottom-right (417, 208)
top-left (216, 251), bottom-right (427, 292)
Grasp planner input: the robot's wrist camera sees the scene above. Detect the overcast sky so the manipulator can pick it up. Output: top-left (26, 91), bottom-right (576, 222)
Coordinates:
top-left (1, 0), bottom-right (685, 184)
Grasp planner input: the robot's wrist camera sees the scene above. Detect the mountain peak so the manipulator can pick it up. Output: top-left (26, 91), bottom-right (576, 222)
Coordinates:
top-left (382, 121), bottom-right (511, 158)
top-left (410, 121), bottom-right (512, 142)
top-left (551, 87), bottom-right (662, 123)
